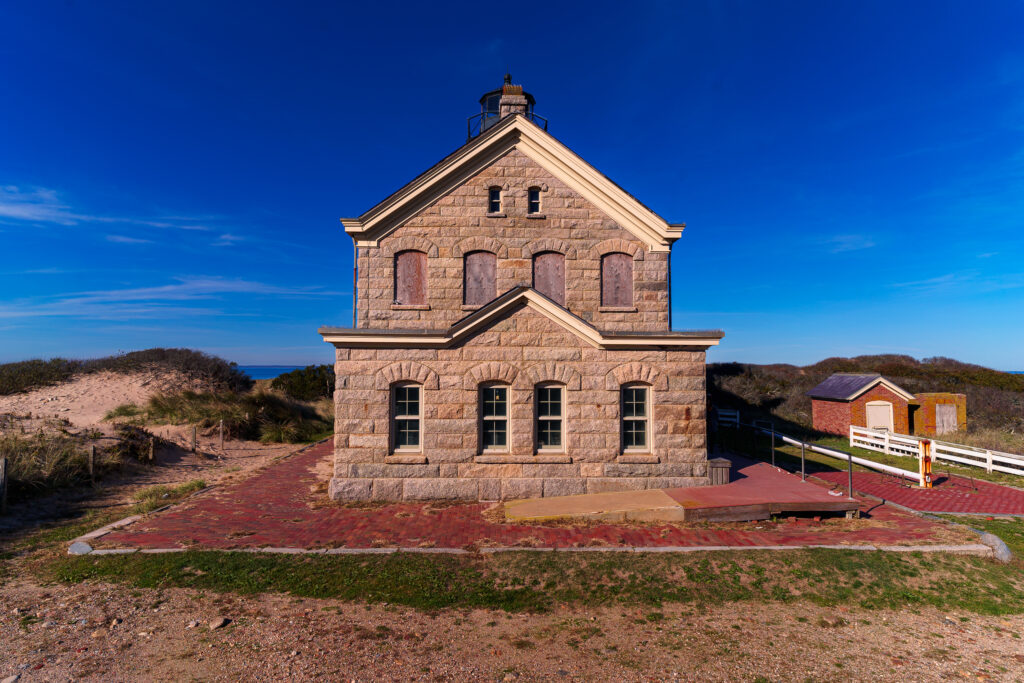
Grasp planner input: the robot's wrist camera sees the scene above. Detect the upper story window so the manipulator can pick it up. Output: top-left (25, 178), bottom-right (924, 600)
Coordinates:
top-left (601, 252), bottom-right (633, 307)
top-left (394, 250), bottom-right (427, 305)
top-left (532, 251), bottom-right (565, 306)
top-left (480, 384), bottom-right (509, 452)
top-left (527, 187), bottom-right (541, 214)
top-left (464, 251), bottom-right (497, 306)
top-left (488, 186), bottom-right (502, 213)
top-left (392, 383), bottom-right (422, 452)
top-left (621, 384), bottom-right (650, 452)
top-left (535, 384), bottom-right (564, 452)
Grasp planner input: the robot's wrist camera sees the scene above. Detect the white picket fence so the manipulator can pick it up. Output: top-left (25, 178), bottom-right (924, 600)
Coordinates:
top-left (850, 426), bottom-right (1024, 477)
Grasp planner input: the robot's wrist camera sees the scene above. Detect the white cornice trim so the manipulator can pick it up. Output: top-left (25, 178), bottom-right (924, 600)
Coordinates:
top-left (321, 289), bottom-right (721, 350)
top-left (847, 378), bottom-right (917, 403)
top-left (341, 116), bottom-right (682, 251)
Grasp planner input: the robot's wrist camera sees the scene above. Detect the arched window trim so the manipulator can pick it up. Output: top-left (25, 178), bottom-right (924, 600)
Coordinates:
top-left (532, 250), bottom-right (566, 306)
top-left (535, 382), bottom-right (566, 453)
top-left (393, 249), bottom-right (428, 307)
top-left (600, 252), bottom-right (634, 309)
top-left (620, 382), bottom-right (652, 454)
top-left (463, 250), bottom-right (497, 307)
top-left (391, 382), bottom-right (423, 453)
top-left (479, 382), bottom-right (510, 454)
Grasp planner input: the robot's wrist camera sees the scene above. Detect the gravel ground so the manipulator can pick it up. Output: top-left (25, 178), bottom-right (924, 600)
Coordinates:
top-left (2, 576), bottom-right (1023, 681)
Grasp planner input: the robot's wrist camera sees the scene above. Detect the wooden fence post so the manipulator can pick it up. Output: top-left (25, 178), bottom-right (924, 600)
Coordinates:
top-left (770, 428), bottom-right (776, 467)
top-left (0, 457), bottom-right (7, 515)
top-left (192, 426), bottom-right (197, 454)
top-left (149, 437), bottom-right (155, 462)
top-left (800, 442), bottom-right (806, 481)
top-left (89, 445), bottom-right (95, 485)
top-left (219, 419), bottom-right (224, 452)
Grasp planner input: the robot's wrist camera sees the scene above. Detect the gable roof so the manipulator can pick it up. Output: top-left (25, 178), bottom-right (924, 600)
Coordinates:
top-left (340, 114), bottom-right (684, 252)
top-left (806, 373), bottom-right (916, 402)
top-left (320, 286), bottom-right (723, 350)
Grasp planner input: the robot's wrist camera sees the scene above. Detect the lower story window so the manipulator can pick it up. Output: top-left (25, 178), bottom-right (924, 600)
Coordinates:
top-left (536, 384), bottom-right (564, 451)
top-left (392, 384), bottom-right (421, 451)
top-left (481, 385), bottom-right (508, 451)
top-left (622, 385), bottom-right (649, 451)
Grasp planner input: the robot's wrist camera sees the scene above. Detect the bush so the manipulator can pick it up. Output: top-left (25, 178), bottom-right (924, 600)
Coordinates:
top-left (0, 348), bottom-right (252, 396)
top-left (271, 364), bottom-right (336, 401)
top-left (131, 390), bottom-right (331, 443)
top-left (0, 426), bottom-right (161, 501)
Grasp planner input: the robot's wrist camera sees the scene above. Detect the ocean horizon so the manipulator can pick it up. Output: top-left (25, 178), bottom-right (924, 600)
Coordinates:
top-left (238, 365), bottom-right (307, 380)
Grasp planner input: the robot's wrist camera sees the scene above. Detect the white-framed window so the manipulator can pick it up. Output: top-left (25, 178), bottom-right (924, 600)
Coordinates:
top-left (391, 383), bottom-right (422, 452)
top-left (527, 186), bottom-right (541, 214)
top-left (535, 383), bottom-right (564, 452)
top-left (488, 186), bottom-right (501, 213)
top-left (480, 384), bottom-right (509, 452)
top-left (621, 384), bottom-right (650, 452)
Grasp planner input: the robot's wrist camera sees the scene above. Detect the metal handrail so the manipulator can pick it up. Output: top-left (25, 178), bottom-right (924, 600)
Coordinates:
top-left (467, 111), bottom-right (548, 140)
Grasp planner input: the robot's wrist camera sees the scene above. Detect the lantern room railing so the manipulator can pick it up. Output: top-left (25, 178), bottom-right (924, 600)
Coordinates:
top-left (467, 111), bottom-right (548, 140)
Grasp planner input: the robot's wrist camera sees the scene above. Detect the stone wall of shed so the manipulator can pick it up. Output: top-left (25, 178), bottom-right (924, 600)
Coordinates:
top-left (330, 307), bottom-right (707, 502)
top-left (354, 147), bottom-right (669, 333)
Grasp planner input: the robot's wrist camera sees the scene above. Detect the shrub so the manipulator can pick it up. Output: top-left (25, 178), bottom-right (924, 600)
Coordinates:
top-left (0, 348), bottom-right (252, 396)
top-left (131, 390), bottom-right (331, 443)
top-left (270, 364), bottom-right (336, 401)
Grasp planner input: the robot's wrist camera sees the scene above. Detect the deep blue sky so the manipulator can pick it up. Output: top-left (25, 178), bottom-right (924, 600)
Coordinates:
top-left (2, 2), bottom-right (1022, 369)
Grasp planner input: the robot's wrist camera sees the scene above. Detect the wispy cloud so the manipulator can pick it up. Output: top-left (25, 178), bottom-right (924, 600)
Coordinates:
top-left (0, 276), bottom-right (347, 320)
top-left (892, 270), bottom-right (1024, 294)
top-left (212, 233), bottom-right (244, 247)
top-left (0, 185), bottom-right (211, 231)
top-left (821, 234), bottom-right (876, 253)
top-left (106, 234), bottom-right (153, 245)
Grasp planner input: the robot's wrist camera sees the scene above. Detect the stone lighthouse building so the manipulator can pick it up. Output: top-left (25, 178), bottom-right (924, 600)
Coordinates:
top-left (319, 76), bottom-right (723, 501)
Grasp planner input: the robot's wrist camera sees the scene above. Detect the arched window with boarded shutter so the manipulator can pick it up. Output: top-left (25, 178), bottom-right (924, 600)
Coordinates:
top-left (532, 251), bottom-right (565, 306)
top-left (463, 251), bottom-right (496, 306)
top-left (601, 252), bottom-right (633, 307)
top-left (394, 250), bottom-right (427, 305)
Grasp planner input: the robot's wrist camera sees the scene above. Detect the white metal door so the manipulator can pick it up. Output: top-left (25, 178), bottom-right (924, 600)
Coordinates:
top-left (865, 401), bottom-right (894, 431)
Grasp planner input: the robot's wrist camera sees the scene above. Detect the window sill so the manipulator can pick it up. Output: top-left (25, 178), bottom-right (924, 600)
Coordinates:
top-left (391, 304), bottom-right (430, 311)
top-left (485, 212), bottom-right (506, 218)
top-left (525, 214), bottom-right (546, 219)
top-left (460, 304), bottom-right (482, 311)
top-left (475, 454), bottom-right (571, 464)
top-left (599, 306), bottom-right (638, 313)
top-left (617, 453), bottom-right (659, 464)
top-left (386, 454), bottom-right (427, 464)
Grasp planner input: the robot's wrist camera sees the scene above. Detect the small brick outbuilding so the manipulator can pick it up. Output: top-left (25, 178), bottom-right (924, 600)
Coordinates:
top-left (807, 374), bottom-right (917, 436)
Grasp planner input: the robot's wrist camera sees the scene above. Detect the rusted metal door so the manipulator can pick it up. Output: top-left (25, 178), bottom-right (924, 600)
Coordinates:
top-left (394, 250), bottom-right (427, 305)
top-left (601, 252), bottom-right (633, 307)
top-left (935, 404), bottom-right (957, 435)
top-left (532, 251), bottom-right (565, 305)
top-left (464, 251), bottom-right (496, 306)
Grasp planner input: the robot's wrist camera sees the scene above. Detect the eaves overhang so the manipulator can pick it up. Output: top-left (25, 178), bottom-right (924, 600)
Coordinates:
top-left (319, 287), bottom-right (722, 350)
top-left (340, 115), bottom-right (684, 252)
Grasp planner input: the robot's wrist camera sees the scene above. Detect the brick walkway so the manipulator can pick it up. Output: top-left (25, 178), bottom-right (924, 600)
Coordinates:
top-left (97, 441), bottom-right (973, 551)
top-left (814, 469), bottom-right (1024, 515)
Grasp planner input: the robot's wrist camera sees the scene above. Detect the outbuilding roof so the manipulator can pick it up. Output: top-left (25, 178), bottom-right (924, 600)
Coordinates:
top-left (805, 373), bottom-right (916, 402)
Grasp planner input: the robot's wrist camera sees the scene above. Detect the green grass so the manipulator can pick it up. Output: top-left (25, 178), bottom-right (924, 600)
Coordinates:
top-left (46, 547), bottom-right (1024, 615)
top-left (943, 516), bottom-right (1024, 557)
top-left (132, 479), bottom-right (207, 513)
top-left (720, 427), bottom-right (1023, 487)
top-left (108, 390), bottom-right (332, 444)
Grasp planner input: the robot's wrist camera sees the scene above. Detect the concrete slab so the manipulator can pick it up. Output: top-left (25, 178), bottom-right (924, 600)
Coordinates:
top-left (503, 456), bottom-right (859, 523)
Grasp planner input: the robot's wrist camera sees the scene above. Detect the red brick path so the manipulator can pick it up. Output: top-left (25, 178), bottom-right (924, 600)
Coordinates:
top-left (814, 469), bottom-right (1024, 515)
top-left (98, 441), bottom-right (972, 550)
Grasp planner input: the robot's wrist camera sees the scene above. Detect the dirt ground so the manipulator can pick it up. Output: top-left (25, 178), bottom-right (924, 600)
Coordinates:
top-left (2, 577), bottom-right (1024, 682)
top-left (2, 375), bottom-right (1024, 681)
